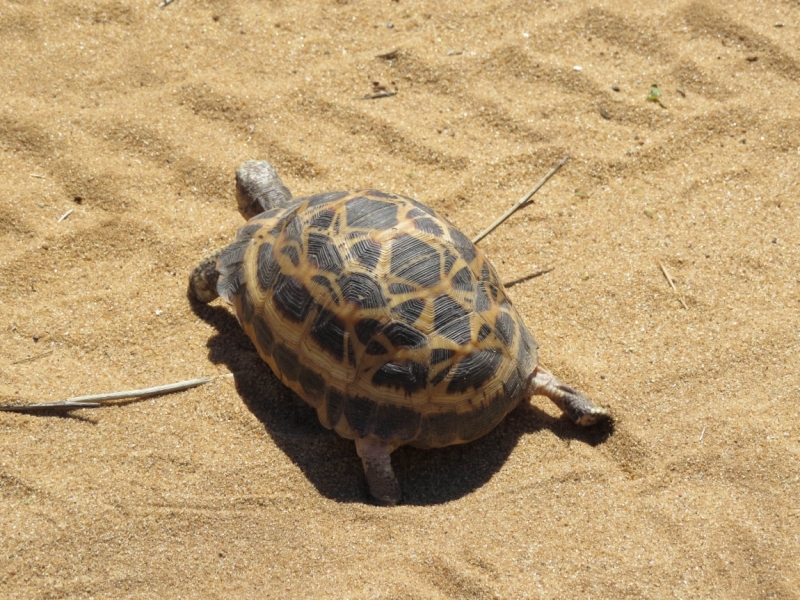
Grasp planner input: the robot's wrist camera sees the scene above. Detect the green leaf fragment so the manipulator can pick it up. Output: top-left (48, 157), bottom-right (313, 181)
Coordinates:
top-left (646, 84), bottom-right (666, 108)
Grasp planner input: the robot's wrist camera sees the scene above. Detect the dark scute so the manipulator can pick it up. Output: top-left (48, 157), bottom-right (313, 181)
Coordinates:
top-left (516, 325), bottom-right (538, 380)
top-left (365, 340), bottom-right (388, 355)
top-left (306, 191), bottom-right (349, 208)
top-left (434, 295), bottom-right (470, 334)
top-left (364, 189), bottom-right (396, 200)
top-left (285, 216), bottom-right (303, 246)
top-left (414, 217), bottom-right (444, 237)
top-left (438, 317), bottom-right (472, 345)
top-left (298, 366), bottom-right (326, 403)
top-left (374, 403), bottom-right (421, 441)
top-left (443, 249), bottom-right (457, 276)
top-left (311, 308), bottom-right (345, 361)
top-left (458, 391), bottom-right (513, 443)
top-left (240, 286), bottom-right (256, 323)
top-left (451, 266), bottom-right (474, 291)
top-left (350, 237), bottom-right (382, 272)
top-left (311, 274), bottom-right (340, 304)
top-left (345, 196), bottom-right (399, 229)
top-left (503, 369), bottom-right (525, 403)
top-left (521, 326), bottom-right (538, 351)
top-left (403, 196), bottom-right (437, 217)
top-left (272, 273), bottom-right (314, 322)
top-left (236, 223), bottom-right (262, 242)
top-left (450, 227), bottom-right (477, 264)
top-left (325, 387), bottom-right (345, 428)
top-left (307, 232), bottom-right (344, 275)
top-left (308, 208), bottom-right (335, 230)
top-left (273, 344), bottom-right (300, 381)
top-left (257, 243), bottom-right (280, 291)
top-left (400, 252), bottom-right (441, 287)
top-left (482, 263), bottom-right (501, 288)
top-left (391, 298), bottom-right (425, 324)
top-left (384, 321), bottom-right (428, 349)
top-left (446, 348), bottom-right (503, 394)
top-left (372, 361), bottom-right (429, 394)
top-left (347, 338), bottom-right (355, 366)
top-left (406, 208), bottom-right (427, 218)
top-left (431, 348), bottom-right (455, 365)
top-left (494, 312), bottom-right (515, 346)
top-left (344, 394), bottom-right (378, 436)
top-left (253, 316), bottom-right (275, 354)
top-left (217, 264), bottom-right (245, 300)
top-left (417, 411), bottom-right (459, 447)
top-left (281, 244), bottom-right (300, 267)
top-left (430, 364), bottom-right (451, 386)
top-left (388, 282), bottom-right (414, 295)
top-left (216, 240), bottom-right (248, 297)
top-left (477, 323), bottom-right (491, 342)
top-left (390, 234), bottom-right (441, 288)
top-left (338, 272), bottom-right (387, 309)
top-left (355, 318), bottom-right (384, 345)
top-left (474, 283), bottom-right (490, 312)
top-left (269, 207), bottom-right (300, 237)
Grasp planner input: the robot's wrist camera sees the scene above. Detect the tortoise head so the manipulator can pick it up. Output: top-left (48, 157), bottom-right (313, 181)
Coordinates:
top-left (235, 160), bottom-right (294, 220)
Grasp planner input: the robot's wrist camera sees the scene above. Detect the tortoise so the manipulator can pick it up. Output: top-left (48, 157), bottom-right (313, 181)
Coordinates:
top-left (189, 160), bottom-right (610, 505)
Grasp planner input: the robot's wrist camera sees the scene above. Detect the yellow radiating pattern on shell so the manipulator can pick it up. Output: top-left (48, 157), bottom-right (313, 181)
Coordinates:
top-left (216, 189), bottom-right (537, 449)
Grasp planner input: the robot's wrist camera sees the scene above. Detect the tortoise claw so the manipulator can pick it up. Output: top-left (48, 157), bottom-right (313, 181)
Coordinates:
top-left (530, 367), bottom-right (612, 426)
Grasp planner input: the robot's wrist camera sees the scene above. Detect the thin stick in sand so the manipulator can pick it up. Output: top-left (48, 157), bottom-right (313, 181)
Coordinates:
top-left (0, 376), bottom-right (216, 412)
top-left (471, 156), bottom-right (569, 245)
top-left (658, 261), bottom-right (688, 309)
top-left (57, 209), bottom-right (74, 223)
top-left (11, 350), bottom-right (54, 365)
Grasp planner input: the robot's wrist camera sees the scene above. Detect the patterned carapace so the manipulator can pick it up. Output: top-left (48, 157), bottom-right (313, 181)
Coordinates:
top-left (216, 190), bottom-right (539, 448)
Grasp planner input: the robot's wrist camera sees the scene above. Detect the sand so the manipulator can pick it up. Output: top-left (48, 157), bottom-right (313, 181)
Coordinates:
top-left (1, 0), bottom-right (799, 597)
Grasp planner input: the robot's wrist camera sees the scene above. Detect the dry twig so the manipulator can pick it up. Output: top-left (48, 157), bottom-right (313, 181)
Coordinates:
top-left (0, 377), bottom-right (215, 412)
top-left (57, 209), bottom-right (74, 223)
top-left (376, 48), bottom-right (400, 60)
top-left (11, 350), bottom-right (53, 365)
top-left (361, 90), bottom-right (398, 100)
top-left (503, 267), bottom-right (555, 289)
top-left (658, 261), bottom-right (688, 309)
top-left (472, 156), bottom-right (569, 244)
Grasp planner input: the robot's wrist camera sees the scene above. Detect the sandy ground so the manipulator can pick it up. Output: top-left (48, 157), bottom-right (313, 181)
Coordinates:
top-left (1, 0), bottom-right (799, 597)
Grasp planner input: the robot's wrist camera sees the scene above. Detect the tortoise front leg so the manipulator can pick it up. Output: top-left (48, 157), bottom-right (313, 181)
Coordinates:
top-left (355, 437), bottom-right (402, 506)
top-left (188, 250), bottom-right (223, 303)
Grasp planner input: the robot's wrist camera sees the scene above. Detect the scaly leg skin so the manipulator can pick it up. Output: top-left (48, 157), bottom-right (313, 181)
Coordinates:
top-left (355, 437), bottom-right (402, 506)
top-left (188, 250), bottom-right (222, 303)
top-left (530, 367), bottom-right (611, 426)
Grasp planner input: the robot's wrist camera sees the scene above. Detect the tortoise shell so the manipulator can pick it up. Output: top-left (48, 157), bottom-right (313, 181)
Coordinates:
top-left (215, 189), bottom-right (539, 449)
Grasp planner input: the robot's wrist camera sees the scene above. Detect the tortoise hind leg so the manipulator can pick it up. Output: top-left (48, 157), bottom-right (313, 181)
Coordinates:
top-left (355, 437), bottom-right (402, 506)
top-left (529, 367), bottom-right (611, 426)
top-left (188, 250), bottom-right (222, 303)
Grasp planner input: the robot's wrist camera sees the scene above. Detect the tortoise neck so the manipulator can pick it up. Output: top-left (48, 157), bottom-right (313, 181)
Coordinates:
top-left (235, 160), bottom-right (293, 220)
